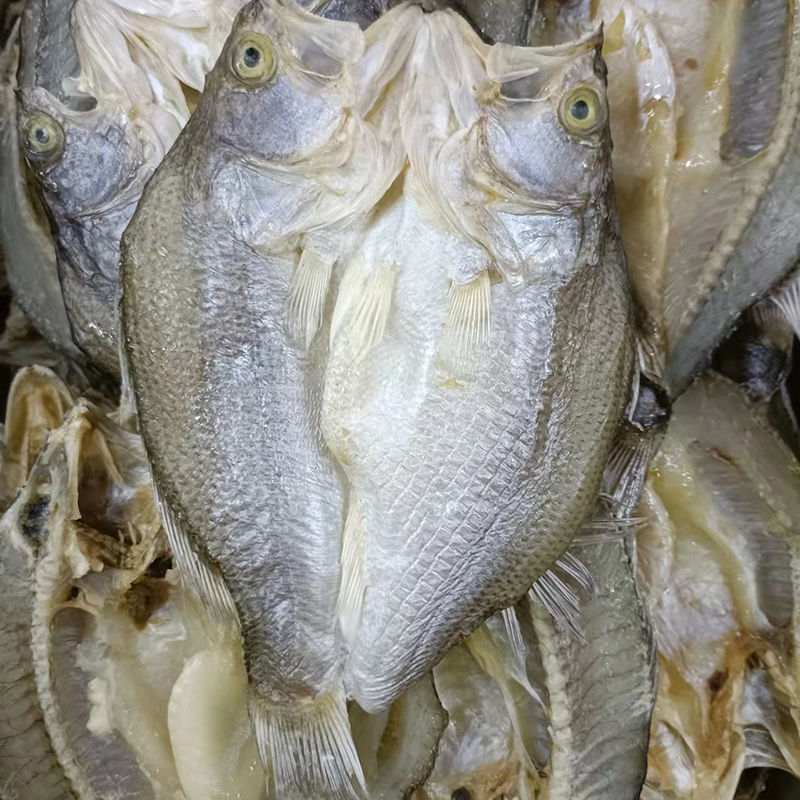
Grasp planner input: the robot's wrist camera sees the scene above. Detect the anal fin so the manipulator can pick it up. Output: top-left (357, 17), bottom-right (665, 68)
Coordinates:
top-left (152, 483), bottom-right (238, 625)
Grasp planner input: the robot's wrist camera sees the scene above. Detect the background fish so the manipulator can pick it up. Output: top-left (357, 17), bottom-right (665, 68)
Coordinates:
top-left (15, 0), bottom-right (245, 383)
top-left (0, 25), bottom-right (78, 363)
top-left (16, 86), bottom-right (157, 382)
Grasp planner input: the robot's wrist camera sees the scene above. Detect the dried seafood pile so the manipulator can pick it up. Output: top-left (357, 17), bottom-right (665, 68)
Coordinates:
top-left (1, 1), bottom-right (800, 800)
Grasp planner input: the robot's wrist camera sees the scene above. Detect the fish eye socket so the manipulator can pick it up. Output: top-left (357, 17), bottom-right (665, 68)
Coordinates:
top-left (23, 113), bottom-right (64, 160)
top-left (230, 33), bottom-right (277, 87)
top-left (559, 86), bottom-right (605, 136)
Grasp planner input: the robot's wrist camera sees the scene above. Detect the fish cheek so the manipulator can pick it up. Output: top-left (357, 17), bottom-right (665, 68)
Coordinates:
top-left (47, 122), bottom-right (132, 213)
top-left (486, 106), bottom-right (600, 202)
top-left (214, 75), bottom-right (343, 163)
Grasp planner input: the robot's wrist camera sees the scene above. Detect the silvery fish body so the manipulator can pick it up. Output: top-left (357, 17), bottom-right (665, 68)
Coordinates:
top-left (122, 1), bottom-right (416, 795)
top-left (322, 12), bottom-right (634, 710)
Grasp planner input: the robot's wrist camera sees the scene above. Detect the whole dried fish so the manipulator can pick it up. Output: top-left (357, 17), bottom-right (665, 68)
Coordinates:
top-left (122, 2), bottom-right (635, 797)
top-left (122, 2), bottom-right (415, 795)
top-left (324, 12), bottom-right (634, 711)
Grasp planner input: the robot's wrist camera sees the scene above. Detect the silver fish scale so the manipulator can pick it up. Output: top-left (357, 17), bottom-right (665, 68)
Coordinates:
top-left (345, 236), bottom-right (632, 709)
top-left (123, 140), bottom-right (344, 701)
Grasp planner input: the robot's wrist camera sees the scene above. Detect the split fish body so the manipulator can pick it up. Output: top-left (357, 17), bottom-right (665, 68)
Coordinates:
top-left (323, 12), bottom-right (634, 711)
top-left (122, 1), bottom-right (417, 795)
top-left (124, 0), bottom-right (632, 792)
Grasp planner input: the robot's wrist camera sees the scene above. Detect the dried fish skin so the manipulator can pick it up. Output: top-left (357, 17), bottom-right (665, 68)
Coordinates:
top-left (330, 16), bottom-right (634, 712)
top-left (662, 0), bottom-right (800, 393)
top-left (0, 368), bottom-right (75, 800)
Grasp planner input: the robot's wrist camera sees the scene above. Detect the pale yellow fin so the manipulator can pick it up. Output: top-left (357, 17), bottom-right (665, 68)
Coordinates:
top-left (438, 271), bottom-right (491, 378)
top-left (288, 248), bottom-right (335, 349)
top-left (251, 688), bottom-right (366, 800)
top-left (337, 497), bottom-right (365, 644)
top-left (331, 262), bottom-right (397, 362)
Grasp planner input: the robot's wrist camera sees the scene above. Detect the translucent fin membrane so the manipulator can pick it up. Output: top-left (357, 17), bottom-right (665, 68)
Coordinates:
top-left (252, 689), bottom-right (366, 800)
top-left (438, 271), bottom-right (491, 378)
top-left (288, 248), bottom-right (335, 349)
top-left (153, 486), bottom-right (238, 625)
top-left (601, 433), bottom-right (659, 516)
top-left (771, 269), bottom-right (800, 339)
top-left (529, 570), bottom-right (584, 640)
top-left (465, 625), bottom-right (537, 774)
top-left (337, 497), bottom-right (365, 643)
top-left (500, 607), bottom-right (546, 705)
top-left (331, 263), bottom-right (397, 362)
top-left (528, 550), bottom-right (594, 639)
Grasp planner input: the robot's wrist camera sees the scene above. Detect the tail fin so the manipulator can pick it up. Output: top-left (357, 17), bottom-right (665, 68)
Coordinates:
top-left (251, 688), bottom-right (366, 800)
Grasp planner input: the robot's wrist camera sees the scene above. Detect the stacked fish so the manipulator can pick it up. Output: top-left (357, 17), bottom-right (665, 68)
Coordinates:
top-left (1, 1), bottom-right (799, 799)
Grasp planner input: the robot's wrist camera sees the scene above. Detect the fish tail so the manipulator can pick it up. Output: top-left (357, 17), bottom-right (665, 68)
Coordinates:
top-left (251, 687), bottom-right (366, 800)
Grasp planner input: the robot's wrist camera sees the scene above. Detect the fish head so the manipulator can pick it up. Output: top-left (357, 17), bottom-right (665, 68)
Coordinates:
top-left (199, 0), bottom-right (365, 163)
top-left (481, 30), bottom-right (610, 223)
top-left (17, 87), bottom-right (145, 218)
top-left (17, 86), bottom-right (151, 378)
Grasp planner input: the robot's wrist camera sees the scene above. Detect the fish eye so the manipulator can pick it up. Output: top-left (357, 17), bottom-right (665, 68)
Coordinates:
top-left (22, 112), bottom-right (65, 161)
top-left (230, 32), bottom-right (277, 87)
top-left (559, 85), bottom-right (605, 137)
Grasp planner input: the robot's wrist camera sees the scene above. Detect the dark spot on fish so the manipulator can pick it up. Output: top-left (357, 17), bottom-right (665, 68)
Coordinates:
top-left (684, 58), bottom-right (698, 70)
top-left (146, 555), bottom-right (173, 579)
top-left (631, 374), bottom-right (671, 431)
top-left (747, 651), bottom-right (762, 670)
top-left (20, 494), bottom-right (50, 547)
top-left (121, 578), bottom-right (170, 629)
top-left (708, 668), bottom-right (729, 694)
top-left (451, 789), bottom-right (471, 800)
top-left (63, 585), bottom-right (80, 602)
